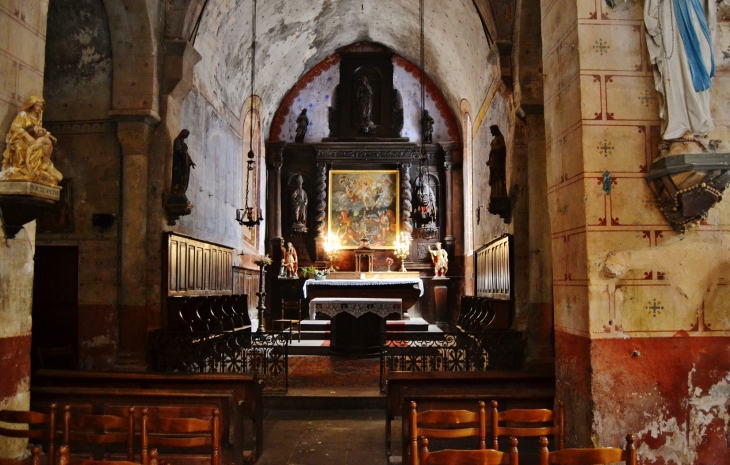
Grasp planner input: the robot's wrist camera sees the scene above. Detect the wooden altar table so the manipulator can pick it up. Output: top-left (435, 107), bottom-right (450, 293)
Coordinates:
top-left (309, 297), bottom-right (404, 356)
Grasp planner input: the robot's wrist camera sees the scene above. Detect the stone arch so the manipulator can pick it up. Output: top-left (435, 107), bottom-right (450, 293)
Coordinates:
top-left (103, 0), bottom-right (159, 116)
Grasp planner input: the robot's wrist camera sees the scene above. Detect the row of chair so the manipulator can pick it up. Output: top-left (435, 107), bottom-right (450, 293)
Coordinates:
top-left (417, 435), bottom-right (637, 465)
top-left (175, 295), bottom-right (251, 333)
top-left (409, 400), bottom-right (636, 464)
top-left (0, 405), bottom-right (220, 465)
top-left (456, 297), bottom-right (496, 333)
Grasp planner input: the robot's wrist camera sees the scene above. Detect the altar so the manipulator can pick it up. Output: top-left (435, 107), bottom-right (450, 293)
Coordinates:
top-left (302, 272), bottom-right (424, 316)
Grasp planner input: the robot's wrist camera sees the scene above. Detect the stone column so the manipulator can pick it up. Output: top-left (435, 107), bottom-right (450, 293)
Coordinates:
top-left (440, 142), bottom-right (457, 253)
top-left (111, 112), bottom-right (160, 369)
top-left (266, 142), bottom-right (286, 257)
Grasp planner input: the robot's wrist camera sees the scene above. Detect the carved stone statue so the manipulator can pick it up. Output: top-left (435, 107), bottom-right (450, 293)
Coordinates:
top-left (392, 89), bottom-right (404, 137)
top-left (357, 76), bottom-right (373, 124)
top-left (295, 109), bottom-right (308, 143)
top-left (422, 110), bottom-right (434, 143)
top-left (171, 129), bottom-right (195, 196)
top-left (487, 125), bottom-right (507, 199)
top-left (0, 96), bottom-right (63, 187)
top-left (291, 174), bottom-right (308, 232)
top-left (280, 242), bottom-right (298, 278)
top-left (429, 242), bottom-right (448, 277)
top-left (644, 0), bottom-right (715, 144)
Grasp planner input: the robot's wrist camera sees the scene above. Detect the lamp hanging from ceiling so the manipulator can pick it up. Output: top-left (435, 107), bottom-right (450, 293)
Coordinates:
top-left (416, 0), bottom-right (438, 240)
top-left (236, 0), bottom-right (263, 229)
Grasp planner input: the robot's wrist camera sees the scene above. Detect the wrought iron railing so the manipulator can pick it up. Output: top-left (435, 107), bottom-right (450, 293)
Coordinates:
top-left (148, 330), bottom-right (289, 393)
top-left (379, 330), bottom-right (523, 392)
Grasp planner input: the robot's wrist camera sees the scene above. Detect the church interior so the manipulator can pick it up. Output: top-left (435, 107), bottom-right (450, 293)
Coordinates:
top-left (0, 0), bottom-right (729, 464)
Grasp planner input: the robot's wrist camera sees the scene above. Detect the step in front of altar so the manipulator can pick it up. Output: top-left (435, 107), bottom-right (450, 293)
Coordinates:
top-left (287, 318), bottom-right (436, 355)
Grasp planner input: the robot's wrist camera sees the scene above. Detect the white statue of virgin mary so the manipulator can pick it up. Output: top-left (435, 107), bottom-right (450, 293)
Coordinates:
top-left (644, 0), bottom-right (716, 141)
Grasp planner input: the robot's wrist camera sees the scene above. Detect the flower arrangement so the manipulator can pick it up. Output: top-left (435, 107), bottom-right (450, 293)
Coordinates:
top-left (314, 269), bottom-right (330, 278)
top-left (253, 254), bottom-right (272, 266)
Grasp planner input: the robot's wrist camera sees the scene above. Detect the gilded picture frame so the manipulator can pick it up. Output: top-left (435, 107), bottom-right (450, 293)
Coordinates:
top-left (328, 169), bottom-right (400, 249)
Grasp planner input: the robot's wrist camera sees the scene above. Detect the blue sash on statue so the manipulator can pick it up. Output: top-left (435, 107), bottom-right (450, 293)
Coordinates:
top-left (674, 0), bottom-right (715, 92)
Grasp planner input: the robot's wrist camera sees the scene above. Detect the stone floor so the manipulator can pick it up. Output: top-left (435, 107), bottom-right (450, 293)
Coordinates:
top-left (255, 408), bottom-right (398, 465)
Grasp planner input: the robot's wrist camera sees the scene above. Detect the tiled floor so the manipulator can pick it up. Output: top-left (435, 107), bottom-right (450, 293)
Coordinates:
top-left (256, 409), bottom-right (397, 465)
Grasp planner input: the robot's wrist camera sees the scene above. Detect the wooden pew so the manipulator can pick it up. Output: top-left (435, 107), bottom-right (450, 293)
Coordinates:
top-left (385, 371), bottom-right (555, 462)
top-left (32, 370), bottom-right (262, 463)
top-left (30, 378), bottom-right (261, 465)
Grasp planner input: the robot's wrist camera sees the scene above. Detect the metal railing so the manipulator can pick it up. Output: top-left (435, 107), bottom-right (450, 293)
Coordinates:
top-left (379, 330), bottom-right (523, 392)
top-left (148, 329), bottom-right (289, 393)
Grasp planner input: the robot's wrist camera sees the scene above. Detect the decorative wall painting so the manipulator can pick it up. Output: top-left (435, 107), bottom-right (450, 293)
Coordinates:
top-left (328, 170), bottom-right (399, 249)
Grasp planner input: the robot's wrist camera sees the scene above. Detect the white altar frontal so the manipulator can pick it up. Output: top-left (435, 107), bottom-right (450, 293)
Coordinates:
top-left (309, 297), bottom-right (402, 320)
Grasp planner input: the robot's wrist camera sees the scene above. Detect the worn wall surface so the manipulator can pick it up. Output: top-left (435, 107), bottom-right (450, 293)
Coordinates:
top-left (0, 0), bottom-right (49, 459)
top-left (38, 0), bottom-right (119, 370)
top-left (270, 53), bottom-right (457, 145)
top-left (193, 0), bottom-right (493, 137)
top-left (542, 0), bottom-right (730, 461)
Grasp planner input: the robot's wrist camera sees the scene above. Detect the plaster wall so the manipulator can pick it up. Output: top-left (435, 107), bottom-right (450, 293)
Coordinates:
top-left (192, 0), bottom-right (493, 137)
top-left (542, 0), bottom-right (730, 461)
top-left (38, 0), bottom-right (120, 370)
top-left (271, 55), bottom-right (455, 145)
top-left (0, 0), bottom-right (49, 458)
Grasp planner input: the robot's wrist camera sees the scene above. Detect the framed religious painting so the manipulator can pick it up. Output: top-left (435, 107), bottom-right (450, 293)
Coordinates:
top-left (328, 170), bottom-right (400, 249)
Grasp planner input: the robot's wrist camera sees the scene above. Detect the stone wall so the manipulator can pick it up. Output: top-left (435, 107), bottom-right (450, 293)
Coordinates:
top-left (542, 0), bottom-right (730, 461)
top-left (0, 0), bottom-right (49, 458)
top-left (38, 0), bottom-right (119, 370)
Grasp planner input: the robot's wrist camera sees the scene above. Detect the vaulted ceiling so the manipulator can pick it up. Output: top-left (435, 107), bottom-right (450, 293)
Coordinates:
top-left (191, 0), bottom-right (502, 134)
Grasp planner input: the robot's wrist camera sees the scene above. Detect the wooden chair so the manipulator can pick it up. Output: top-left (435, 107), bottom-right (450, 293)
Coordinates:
top-left (409, 401), bottom-right (487, 465)
top-left (62, 406), bottom-right (135, 462)
top-left (419, 437), bottom-right (518, 465)
top-left (491, 400), bottom-right (565, 451)
top-left (538, 434), bottom-right (637, 465)
top-left (140, 407), bottom-right (220, 465)
top-left (0, 405), bottom-right (57, 465)
top-left (273, 299), bottom-right (302, 342)
top-left (56, 445), bottom-right (140, 465)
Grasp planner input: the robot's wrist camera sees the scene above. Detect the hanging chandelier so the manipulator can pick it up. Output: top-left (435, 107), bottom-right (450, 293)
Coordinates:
top-left (417, 0), bottom-right (438, 240)
top-left (236, 0), bottom-right (263, 229)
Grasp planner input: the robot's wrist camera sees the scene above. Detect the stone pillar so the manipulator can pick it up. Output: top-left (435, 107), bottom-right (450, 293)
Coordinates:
top-left (111, 113), bottom-right (160, 369)
top-left (440, 142), bottom-right (457, 253)
top-left (0, 1), bottom-right (49, 459)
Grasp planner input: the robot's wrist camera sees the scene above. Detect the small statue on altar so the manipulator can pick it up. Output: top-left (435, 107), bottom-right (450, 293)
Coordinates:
top-left (422, 109), bottom-right (434, 143)
top-left (429, 242), bottom-right (448, 277)
top-left (291, 174), bottom-right (308, 231)
top-left (281, 242), bottom-right (298, 278)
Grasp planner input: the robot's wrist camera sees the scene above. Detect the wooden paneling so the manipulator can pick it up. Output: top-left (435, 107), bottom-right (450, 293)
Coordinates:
top-left (475, 235), bottom-right (513, 300)
top-left (233, 267), bottom-right (259, 317)
top-left (165, 234), bottom-right (233, 297)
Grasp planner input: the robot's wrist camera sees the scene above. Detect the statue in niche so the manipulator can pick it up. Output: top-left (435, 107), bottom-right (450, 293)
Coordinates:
top-left (295, 109), bottom-right (308, 143)
top-left (171, 129), bottom-right (196, 197)
top-left (428, 242), bottom-right (448, 277)
top-left (291, 174), bottom-right (308, 233)
top-left (357, 76), bottom-right (373, 124)
top-left (392, 89), bottom-right (404, 137)
top-left (0, 96), bottom-right (63, 187)
top-left (422, 110), bottom-right (434, 143)
top-left (280, 242), bottom-right (298, 278)
top-left (644, 0), bottom-right (716, 147)
top-left (487, 125), bottom-right (507, 199)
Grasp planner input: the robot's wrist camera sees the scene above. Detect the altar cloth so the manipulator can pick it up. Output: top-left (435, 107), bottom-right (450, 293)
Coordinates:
top-left (309, 297), bottom-right (403, 319)
top-left (303, 278), bottom-right (424, 299)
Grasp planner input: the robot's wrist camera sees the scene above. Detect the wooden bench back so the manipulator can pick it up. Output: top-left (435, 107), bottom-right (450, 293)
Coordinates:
top-left (418, 437), bottom-right (518, 465)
